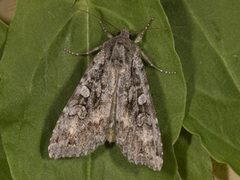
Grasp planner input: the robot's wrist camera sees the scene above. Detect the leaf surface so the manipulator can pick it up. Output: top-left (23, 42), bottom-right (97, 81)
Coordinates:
top-left (0, 0), bottom-right (185, 179)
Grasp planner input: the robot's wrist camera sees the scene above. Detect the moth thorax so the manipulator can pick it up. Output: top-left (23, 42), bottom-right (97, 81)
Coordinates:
top-left (106, 129), bottom-right (115, 143)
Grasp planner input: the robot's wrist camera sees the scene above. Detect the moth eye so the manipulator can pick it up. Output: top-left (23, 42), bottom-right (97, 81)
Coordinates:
top-left (117, 32), bottom-right (121, 35)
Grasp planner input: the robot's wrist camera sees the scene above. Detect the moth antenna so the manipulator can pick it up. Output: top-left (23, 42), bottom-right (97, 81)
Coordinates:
top-left (130, 26), bottom-right (185, 34)
top-left (134, 18), bottom-right (154, 44)
top-left (78, 9), bottom-right (121, 32)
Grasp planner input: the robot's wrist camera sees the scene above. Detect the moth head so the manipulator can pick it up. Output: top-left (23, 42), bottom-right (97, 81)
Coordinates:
top-left (117, 28), bottom-right (131, 39)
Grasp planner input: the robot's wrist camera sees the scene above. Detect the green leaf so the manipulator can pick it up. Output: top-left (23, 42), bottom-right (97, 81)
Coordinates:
top-left (162, 0), bottom-right (240, 176)
top-left (0, 0), bottom-right (185, 179)
top-left (0, 19), bottom-right (12, 180)
top-left (174, 128), bottom-right (212, 179)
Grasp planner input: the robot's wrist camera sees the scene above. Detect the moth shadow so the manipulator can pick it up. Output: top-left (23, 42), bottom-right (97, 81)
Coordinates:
top-left (105, 141), bottom-right (115, 149)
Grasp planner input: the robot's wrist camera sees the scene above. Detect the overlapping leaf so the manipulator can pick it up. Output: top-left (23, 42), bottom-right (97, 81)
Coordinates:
top-left (174, 128), bottom-right (212, 179)
top-left (162, 0), bottom-right (240, 176)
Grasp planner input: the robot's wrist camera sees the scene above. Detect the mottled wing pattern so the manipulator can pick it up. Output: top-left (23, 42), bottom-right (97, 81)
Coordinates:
top-left (48, 50), bottom-right (112, 158)
top-left (115, 49), bottom-right (163, 171)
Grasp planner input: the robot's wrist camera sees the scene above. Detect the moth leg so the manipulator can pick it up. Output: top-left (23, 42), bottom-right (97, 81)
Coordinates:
top-left (64, 45), bottom-right (103, 56)
top-left (140, 50), bottom-right (176, 74)
top-left (134, 18), bottom-right (154, 44)
top-left (99, 21), bottom-right (114, 39)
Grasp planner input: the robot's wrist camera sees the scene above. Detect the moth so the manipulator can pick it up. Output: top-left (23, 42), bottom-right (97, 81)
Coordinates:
top-left (48, 14), bottom-right (176, 171)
